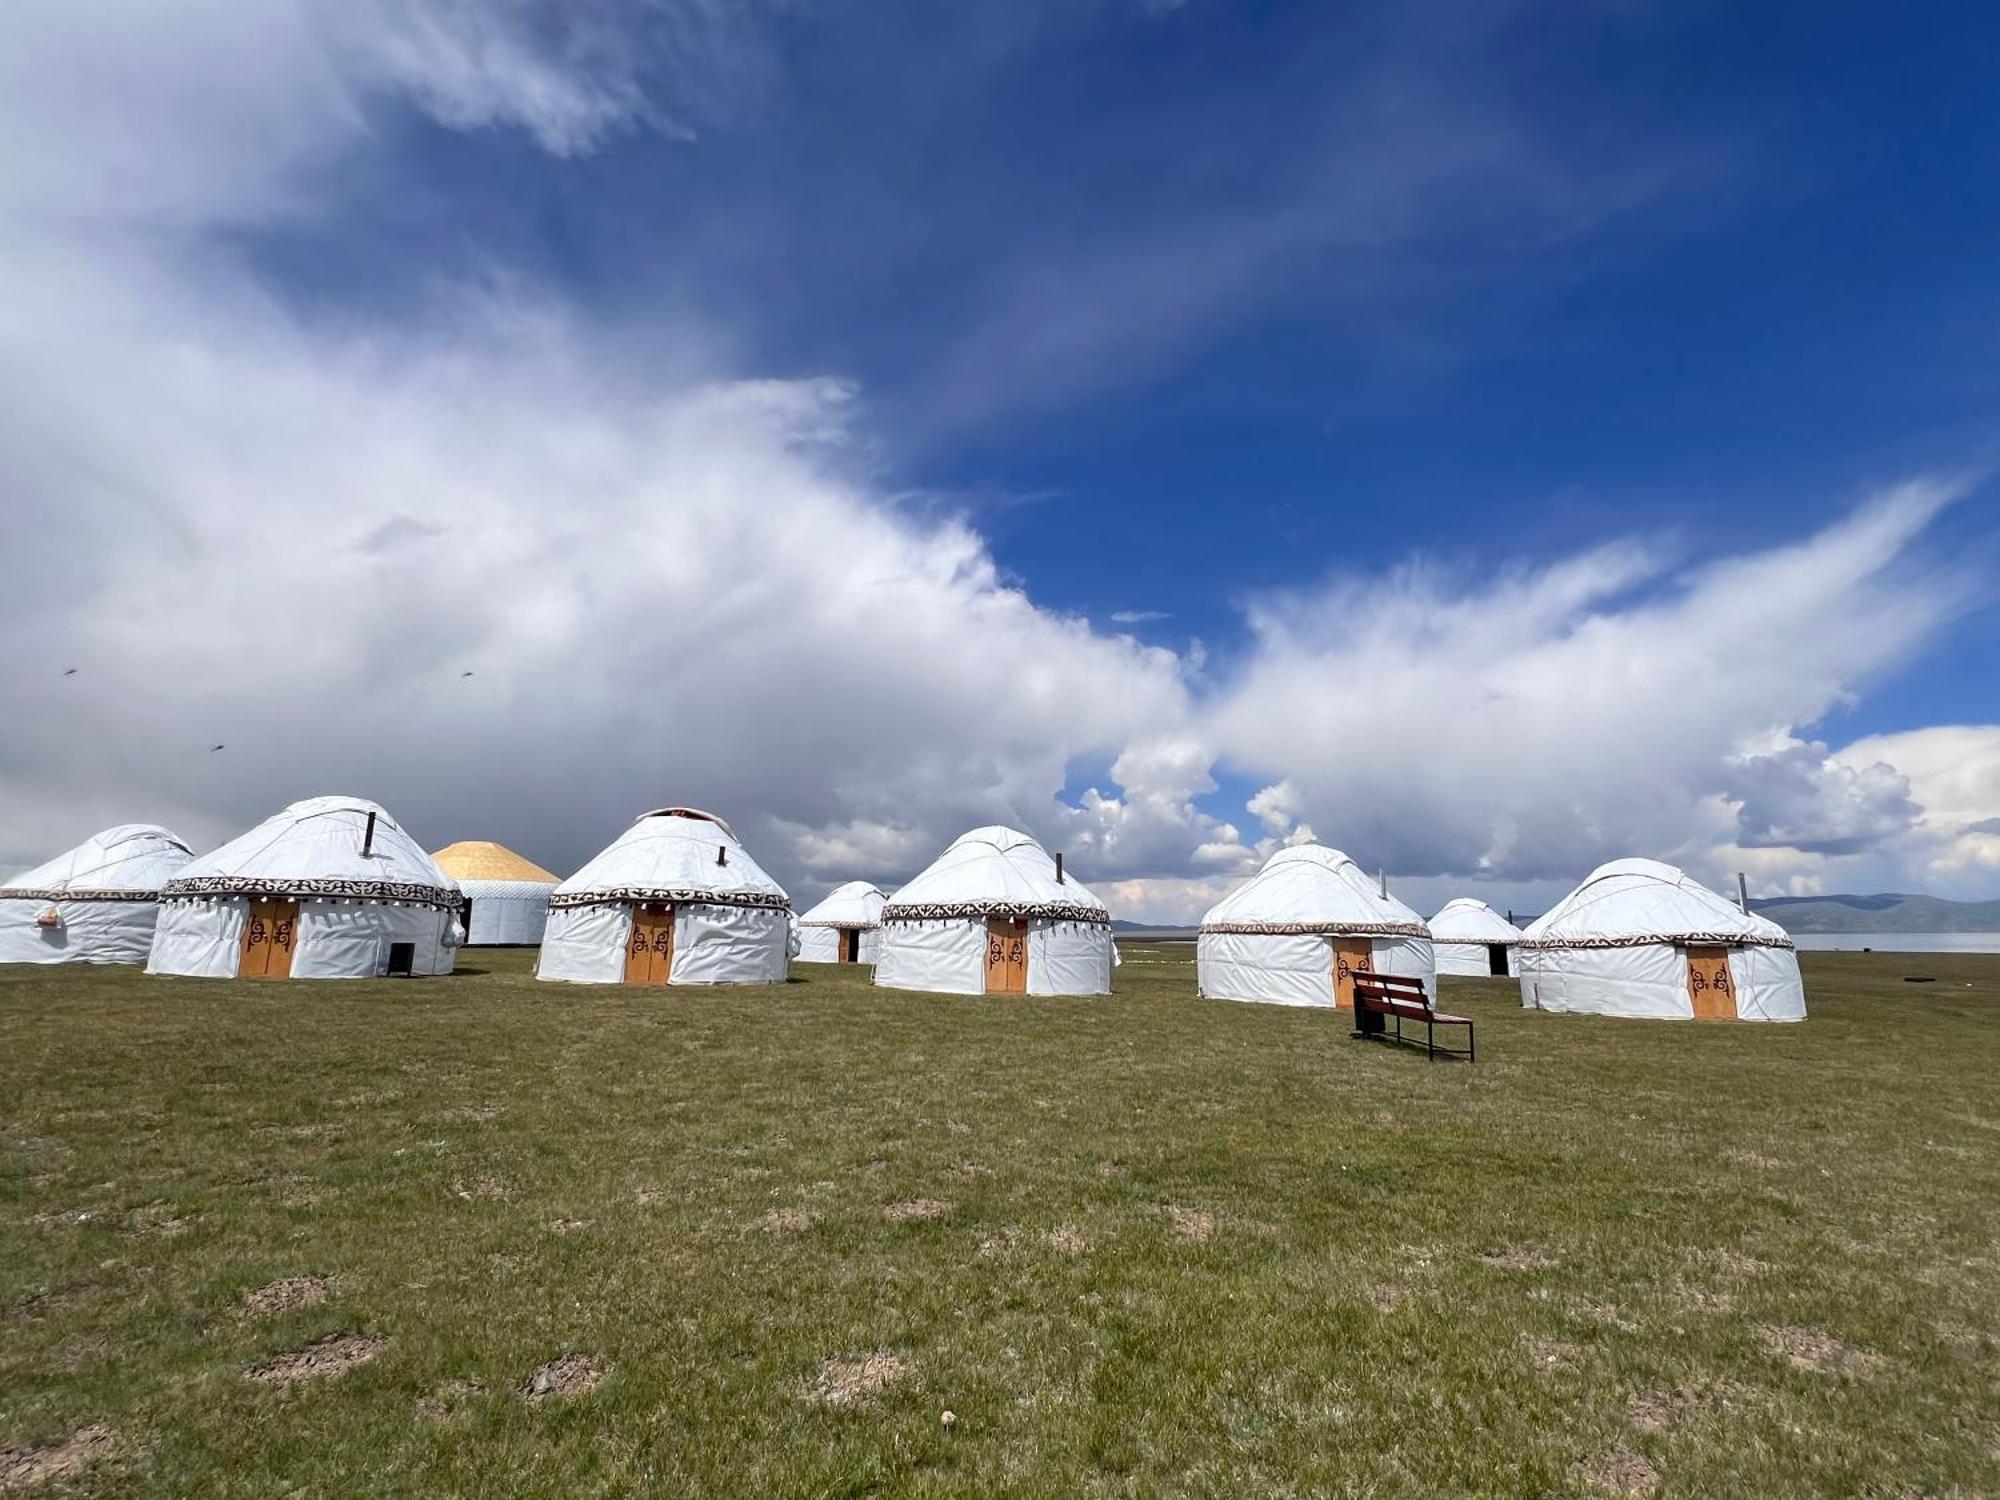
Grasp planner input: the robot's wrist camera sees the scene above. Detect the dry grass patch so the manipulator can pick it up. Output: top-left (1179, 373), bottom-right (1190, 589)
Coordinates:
top-left (416, 1378), bottom-right (486, 1421)
top-left (1476, 1246), bottom-right (1558, 1271)
top-left (548, 1217), bottom-right (594, 1235)
top-left (809, 1351), bottom-right (910, 1409)
top-left (245, 1332), bottom-right (385, 1385)
top-left (238, 1275), bottom-right (335, 1320)
top-left (1046, 1226), bottom-right (1089, 1254)
top-left (0, 1426), bottom-right (117, 1492)
top-left (753, 1206), bottom-right (816, 1235)
top-left (1520, 1335), bottom-right (1587, 1377)
top-left (1575, 1444), bottom-right (1661, 1495)
top-left (440, 1102), bottom-right (504, 1123)
top-left (522, 1355), bottom-right (608, 1403)
top-left (1755, 1325), bottom-right (1885, 1377)
top-left (1163, 1205), bottom-right (1216, 1243)
top-left (449, 1177), bottom-right (511, 1203)
top-left (1625, 1382), bottom-right (1754, 1434)
top-left (883, 1199), bottom-right (951, 1222)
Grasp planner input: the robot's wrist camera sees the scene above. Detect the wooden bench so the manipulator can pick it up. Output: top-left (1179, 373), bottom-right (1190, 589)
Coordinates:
top-left (1351, 971), bottom-right (1475, 1062)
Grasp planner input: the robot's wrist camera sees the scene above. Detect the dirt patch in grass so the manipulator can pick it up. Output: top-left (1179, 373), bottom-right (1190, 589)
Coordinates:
top-left (753, 1206), bottom-right (816, 1235)
top-left (1710, 1249), bottom-right (1772, 1278)
top-left (416, 1378), bottom-right (486, 1421)
top-left (1476, 1246), bottom-right (1558, 1271)
top-left (951, 1160), bottom-right (995, 1180)
top-left (1755, 1324), bottom-right (1884, 1377)
top-left (1625, 1382), bottom-right (1753, 1434)
top-left (238, 1275), bottom-right (335, 1320)
top-left (1046, 1226), bottom-right (1088, 1254)
top-left (884, 1199), bottom-right (951, 1222)
top-left (245, 1332), bottom-right (385, 1385)
top-left (124, 1202), bottom-right (195, 1237)
top-left (976, 1227), bottom-right (1020, 1259)
top-left (523, 1355), bottom-right (607, 1403)
top-left (1163, 1205), bottom-right (1216, 1243)
top-left (631, 1187), bottom-right (661, 1207)
top-left (0, 1425), bottom-right (117, 1491)
top-left (1364, 1284), bottom-right (1415, 1313)
top-left (548, 1217), bottom-right (594, 1235)
top-left (440, 1103), bottom-right (503, 1123)
top-left (1564, 1294), bottom-right (1640, 1332)
top-left (1096, 1160), bottom-right (1128, 1178)
top-left (1575, 1444), bottom-right (1660, 1495)
top-left (1726, 1149), bottom-right (1785, 1169)
top-left (809, 1350), bottom-right (909, 1409)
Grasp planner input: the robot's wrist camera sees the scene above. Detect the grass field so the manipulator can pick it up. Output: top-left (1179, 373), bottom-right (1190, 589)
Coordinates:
top-left (3, 946), bottom-right (1998, 1497)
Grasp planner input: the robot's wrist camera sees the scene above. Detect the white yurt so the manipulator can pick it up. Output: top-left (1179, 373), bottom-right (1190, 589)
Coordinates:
top-left (148, 797), bottom-right (462, 980)
top-left (1198, 845), bottom-right (1435, 1008)
top-left (431, 841), bottom-right (558, 945)
top-left (537, 808), bottom-right (790, 986)
top-left (1428, 898), bottom-right (1525, 978)
top-left (1516, 858), bottom-right (1805, 1021)
top-left (0, 825), bottom-right (195, 965)
top-left (875, 827), bottom-right (1115, 996)
top-left (795, 880), bottom-right (888, 965)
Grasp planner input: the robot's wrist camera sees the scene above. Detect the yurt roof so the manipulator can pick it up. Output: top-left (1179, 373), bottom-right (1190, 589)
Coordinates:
top-left (1521, 859), bottom-right (1793, 950)
top-left (1, 825), bottom-right (194, 899)
top-left (798, 880), bottom-right (888, 929)
top-left (431, 840), bottom-right (559, 885)
top-left (1427, 898), bottom-right (1525, 944)
top-left (1200, 844), bottom-right (1428, 937)
top-left (551, 807), bottom-right (788, 913)
top-left (882, 826), bottom-right (1110, 924)
top-left (162, 797), bottom-right (460, 911)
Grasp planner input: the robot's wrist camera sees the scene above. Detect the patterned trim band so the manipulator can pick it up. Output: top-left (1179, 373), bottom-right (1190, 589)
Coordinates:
top-left (798, 919), bottom-right (880, 929)
top-left (1199, 920), bottom-right (1430, 938)
top-left (161, 875), bottom-right (462, 911)
top-left (1, 888), bottom-right (162, 904)
top-left (1518, 933), bottom-right (1796, 952)
top-left (883, 901), bottom-right (1112, 925)
top-left (548, 887), bottom-right (791, 913)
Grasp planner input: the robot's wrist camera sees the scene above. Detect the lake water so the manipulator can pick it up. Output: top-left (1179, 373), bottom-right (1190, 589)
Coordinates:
top-left (1788, 932), bottom-right (2000, 954)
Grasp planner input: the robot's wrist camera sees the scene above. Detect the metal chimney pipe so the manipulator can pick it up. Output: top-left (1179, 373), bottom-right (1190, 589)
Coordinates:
top-left (361, 811), bottom-right (377, 858)
top-left (1737, 872), bottom-right (1750, 914)
top-left (1378, 868), bottom-right (1387, 898)
top-left (1055, 852), bottom-right (1065, 884)
top-left (717, 845), bottom-right (728, 866)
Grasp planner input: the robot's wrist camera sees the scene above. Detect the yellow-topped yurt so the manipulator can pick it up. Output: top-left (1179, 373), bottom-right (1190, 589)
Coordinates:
top-left (432, 841), bottom-right (559, 946)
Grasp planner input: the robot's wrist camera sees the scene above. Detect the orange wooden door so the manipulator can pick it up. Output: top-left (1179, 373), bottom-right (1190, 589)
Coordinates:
top-left (985, 917), bottom-right (1028, 994)
top-left (1331, 936), bottom-right (1372, 1010)
top-left (840, 928), bottom-right (860, 964)
top-left (624, 904), bottom-right (675, 985)
top-left (1686, 946), bottom-right (1737, 1020)
top-left (240, 898), bottom-right (298, 980)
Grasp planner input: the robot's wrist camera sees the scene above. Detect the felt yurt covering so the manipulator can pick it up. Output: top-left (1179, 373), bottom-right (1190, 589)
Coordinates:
top-left (875, 827), bottom-right (1115, 996)
top-left (0, 825), bottom-right (195, 965)
top-left (537, 808), bottom-right (790, 985)
top-left (147, 797), bottom-right (462, 979)
top-left (432, 841), bottom-right (558, 946)
top-left (795, 880), bottom-right (888, 964)
top-left (1428, 897), bottom-right (1525, 977)
top-left (1198, 845), bottom-right (1436, 1006)
top-left (1517, 858), bottom-right (1805, 1022)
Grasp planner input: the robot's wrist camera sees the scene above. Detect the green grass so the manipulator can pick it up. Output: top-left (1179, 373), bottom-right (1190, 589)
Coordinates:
top-left (3, 946), bottom-right (1998, 1497)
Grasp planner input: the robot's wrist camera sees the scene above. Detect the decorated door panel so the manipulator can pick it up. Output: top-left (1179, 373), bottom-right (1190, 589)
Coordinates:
top-left (985, 916), bottom-right (1028, 995)
top-left (239, 897), bottom-right (299, 980)
top-left (624, 903), bottom-right (675, 985)
top-left (1331, 936), bottom-right (1373, 1010)
top-left (841, 928), bottom-right (861, 964)
top-left (1685, 946), bottom-right (1737, 1020)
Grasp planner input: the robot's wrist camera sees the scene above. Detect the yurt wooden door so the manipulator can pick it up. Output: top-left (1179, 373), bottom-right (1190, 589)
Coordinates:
top-left (840, 928), bottom-right (861, 964)
top-left (624, 903), bottom-right (675, 985)
top-left (985, 917), bottom-right (1028, 994)
top-left (1685, 946), bottom-right (1737, 1020)
top-left (239, 898), bottom-right (298, 980)
top-left (1331, 936), bottom-right (1372, 1010)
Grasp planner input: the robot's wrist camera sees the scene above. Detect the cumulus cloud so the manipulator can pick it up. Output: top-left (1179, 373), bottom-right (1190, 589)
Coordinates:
top-left (0, 0), bottom-right (1988, 924)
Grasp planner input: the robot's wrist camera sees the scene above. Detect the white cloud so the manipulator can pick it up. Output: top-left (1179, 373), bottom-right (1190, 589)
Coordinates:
top-left (1109, 609), bottom-right (1171, 625)
top-left (0, 0), bottom-right (1990, 927)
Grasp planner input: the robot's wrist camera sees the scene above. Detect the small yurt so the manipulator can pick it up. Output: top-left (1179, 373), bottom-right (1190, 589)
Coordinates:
top-left (0, 825), bottom-right (195, 965)
top-left (432, 841), bottom-right (558, 945)
top-left (1428, 898), bottom-right (1525, 977)
top-left (537, 808), bottom-right (790, 986)
top-left (148, 797), bottom-right (462, 980)
top-left (875, 827), bottom-right (1114, 996)
top-left (1516, 858), bottom-right (1805, 1021)
top-left (1198, 845), bottom-right (1435, 1008)
top-left (795, 880), bottom-right (888, 964)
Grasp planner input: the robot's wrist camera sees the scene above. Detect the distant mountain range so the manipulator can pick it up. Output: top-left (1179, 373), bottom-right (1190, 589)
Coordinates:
top-left (1749, 893), bottom-right (2000, 933)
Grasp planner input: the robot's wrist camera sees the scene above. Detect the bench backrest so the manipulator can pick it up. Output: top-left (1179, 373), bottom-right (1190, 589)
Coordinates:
top-left (1352, 971), bottom-right (1431, 1010)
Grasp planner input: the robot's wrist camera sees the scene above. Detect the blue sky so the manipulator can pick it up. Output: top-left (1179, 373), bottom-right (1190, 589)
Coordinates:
top-left (3, 0), bottom-right (1999, 917)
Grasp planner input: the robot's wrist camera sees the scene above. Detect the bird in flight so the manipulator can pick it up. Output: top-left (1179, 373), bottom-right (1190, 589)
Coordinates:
top-left (62, 667), bottom-right (77, 676)
top-left (460, 670), bottom-right (475, 678)
top-left (209, 743), bottom-right (226, 753)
